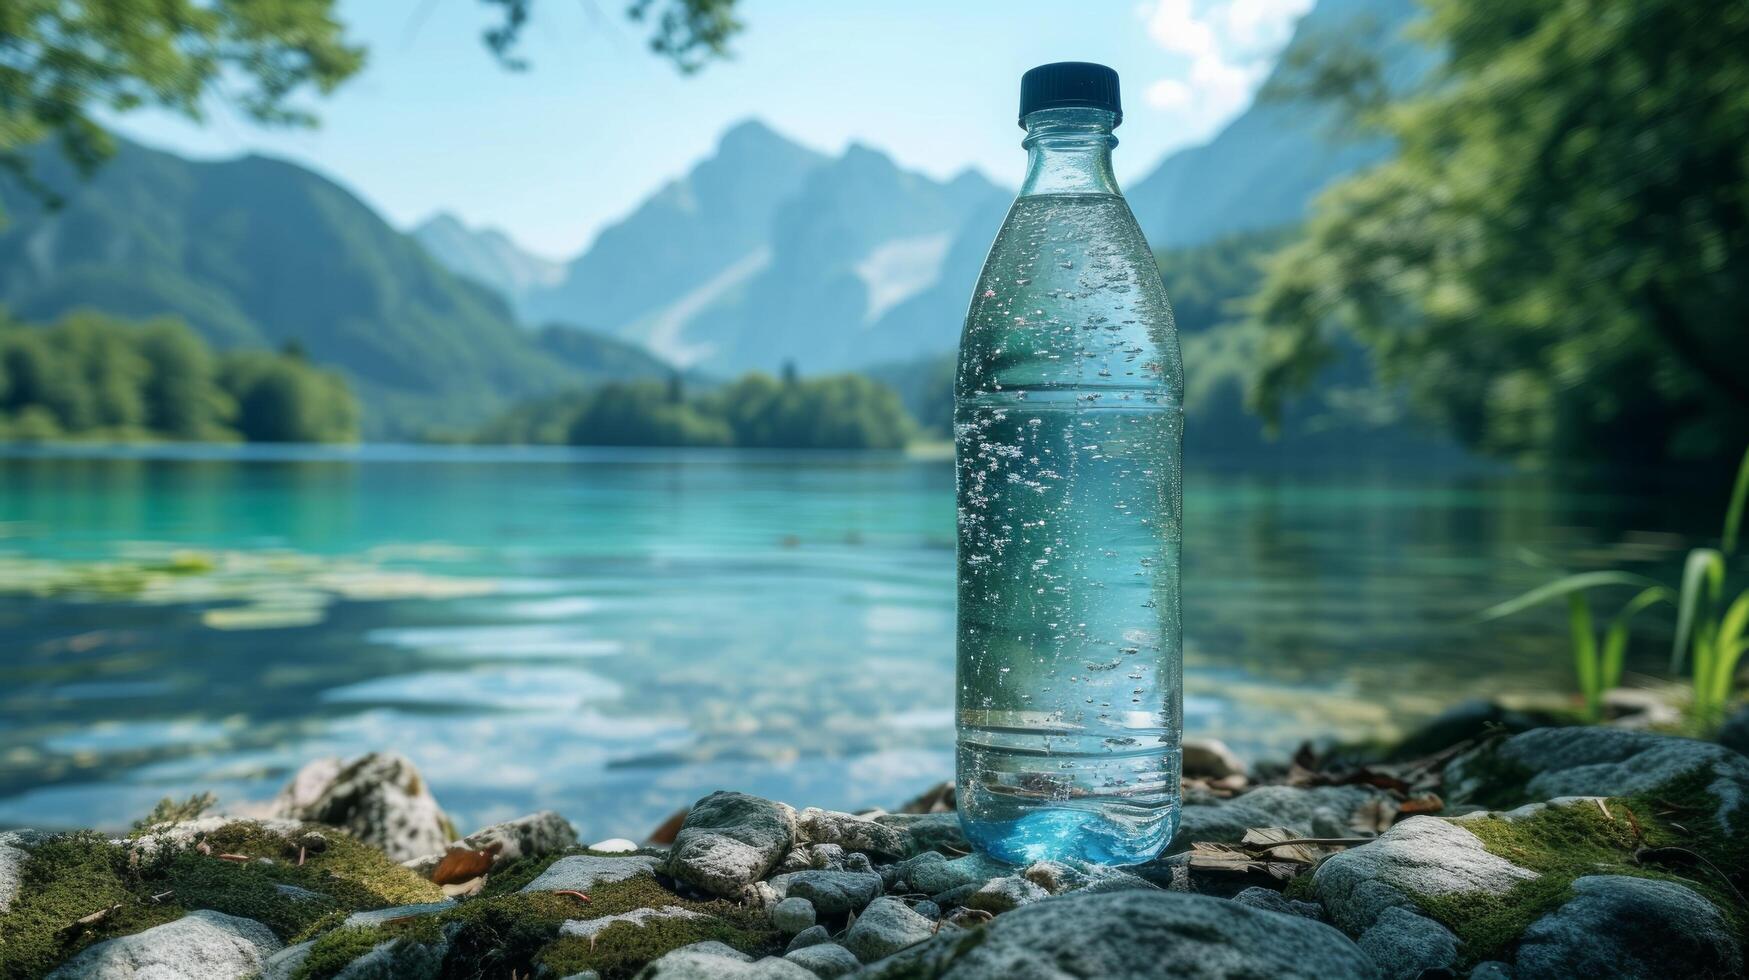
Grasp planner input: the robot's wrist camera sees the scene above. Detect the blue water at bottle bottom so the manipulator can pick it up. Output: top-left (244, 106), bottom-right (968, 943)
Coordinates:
top-left (959, 802), bottom-right (1179, 866)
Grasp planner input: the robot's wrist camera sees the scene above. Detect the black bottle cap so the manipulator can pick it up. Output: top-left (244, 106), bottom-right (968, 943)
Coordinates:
top-left (1019, 62), bottom-right (1122, 128)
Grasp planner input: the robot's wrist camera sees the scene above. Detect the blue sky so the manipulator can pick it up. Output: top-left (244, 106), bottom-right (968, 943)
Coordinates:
top-left (114, 0), bottom-right (1312, 258)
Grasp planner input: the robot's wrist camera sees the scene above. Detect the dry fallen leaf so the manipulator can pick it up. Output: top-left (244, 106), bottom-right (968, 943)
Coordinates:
top-left (648, 807), bottom-right (690, 845)
top-left (1398, 793), bottom-right (1445, 817)
top-left (430, 842), bottom-right (502, 885)
top-left (1240, 827), bottom-right (1321, 866)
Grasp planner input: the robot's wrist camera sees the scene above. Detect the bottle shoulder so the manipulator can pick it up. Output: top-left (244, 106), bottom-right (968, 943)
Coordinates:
top-left (957, 194), bottom-right (1182, 398)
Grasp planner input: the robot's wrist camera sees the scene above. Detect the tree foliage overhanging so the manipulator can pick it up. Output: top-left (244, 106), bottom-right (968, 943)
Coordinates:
top-left (0, 310), bottom-right (358, 443)
top-left (477, 371), bottom-right (914, 450)
top-left (1249, 0), bottom-right (1749, 467)
top-left (1, 1), bottom-right (739, 220)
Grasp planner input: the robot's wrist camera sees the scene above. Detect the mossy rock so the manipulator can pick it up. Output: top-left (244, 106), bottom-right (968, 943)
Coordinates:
top-left (291, 876), bottom-right (781, 980)
top-left (0, 820), bottom-right (443, 979)
top-left (1360, 772), bottom-right (1747, 968)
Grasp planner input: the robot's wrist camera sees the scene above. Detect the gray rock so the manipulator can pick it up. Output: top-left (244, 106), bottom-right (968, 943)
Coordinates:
top-left (0, 830), bottom-right (31, 914)
top-left (772, 896), bottom-right (817, 934)
top-left (403, 810), bottom-right (576, 874)
top-left (1720, 704), bottom-right (1749, 757)
top-left (772, 870), bottom-right (883, 917)
top-left (664, 791), bottom-right (796, 897)
top-left (886, 851), bottom-right (1009, 896)
top-left (778, 843), bottom-right (848, 874)
top-left (1469, 962), bottom-right (1513, 980)
top-left (795, 808), bottom-right (909, 860)
top-left (520, 854), bottom-right (662, 892)
top-left (784, 942), bottom-right (861, 978)
top-left (929, 883), bottom-right (979, 909)
top-left (1355, 906), bottom-right (1459, 980)
top-left (1514, 875), bottom-right (1742, 979)
top-left (963, 875), bottom-right (1049, 913)
top-left (635, 948), bottom-right (816, 979)
top-left (562, 906), bottom-right (709, 939)
top-left (841, 896), bottom-right (941, 962)
top-left (1445, 727), bottom-right (1749, 830)
top-left (675, 941), bottom-right (753, 961)
top-left (1389, 699), bottom-right (1558, 761)
top-left (1020, 858), bottom-right (1155, 896)
top-left (332, 936), bottom-right (449, 979)
top-left (342, 900), bottom-right (457, 927)
top-left (1182, 738), bottom-right (1248, 778)
top-left (46, 910), bottom-right (282, 979)
top-left (786, 925), bottom-right (832, 953)
top-left (1173, 785), bottom-right (1381, 852)
top-left (850, 889), bottom-right (1376, 979)
top-left (870, 812), bottom-right (967, 855)
top-left (268, 753), bottom-right (453, 861)
top-left (273, 883), bottom-right (329, 903)
top-left (1312, 817), bottom-right (1538, 935)
top-left (842, 852), bottom-right (874, 875)
top-left (1231, 886), bottom-right (1324, 922)
top-left (260, 940), bottom-right (315, 980)
top-left (912, 900), bottom-right (941, 920)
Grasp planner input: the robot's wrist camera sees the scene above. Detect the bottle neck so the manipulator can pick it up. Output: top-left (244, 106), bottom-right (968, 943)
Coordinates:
top-left (1017, 107), bottom-right (1121, 197)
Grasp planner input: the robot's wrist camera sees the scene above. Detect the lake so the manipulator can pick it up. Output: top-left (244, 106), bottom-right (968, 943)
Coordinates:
top-left (0, 444), bottom-right (1709, 839)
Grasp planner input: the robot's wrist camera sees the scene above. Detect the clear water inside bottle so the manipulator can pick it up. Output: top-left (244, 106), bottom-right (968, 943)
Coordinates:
top-left (955, 191), bottom-right (1183, 865)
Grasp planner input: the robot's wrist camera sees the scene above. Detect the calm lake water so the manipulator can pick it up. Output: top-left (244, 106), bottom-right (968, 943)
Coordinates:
top-left (0, 444), bottom-right (1710, 838)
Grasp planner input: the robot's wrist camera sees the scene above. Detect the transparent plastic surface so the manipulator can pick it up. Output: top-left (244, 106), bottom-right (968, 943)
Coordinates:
top-left (954, 113), bottom-right (1184, 865)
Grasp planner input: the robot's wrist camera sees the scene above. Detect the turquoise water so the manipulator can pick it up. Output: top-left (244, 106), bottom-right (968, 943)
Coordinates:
top-left (0, 444), bottom-right (1705, 839)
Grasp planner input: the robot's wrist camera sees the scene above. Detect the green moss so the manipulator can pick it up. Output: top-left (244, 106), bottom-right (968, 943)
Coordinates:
top-left (189, 821), bottom-right (444, 912)
top-left (1405, 770), bottom-right (1748, 966)
top-left (0, 833), bottom-right (184, 980)
top-left (1281, 872), bottom-right (1317, 902)
top-left (293, 919), bottom-right (444, 980)
top-left (0, 819), bottom-right (447, 978)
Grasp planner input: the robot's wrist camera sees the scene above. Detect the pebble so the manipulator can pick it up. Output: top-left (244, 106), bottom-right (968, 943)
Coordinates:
top-left (784, 942), bottom-right (862, 979)
top-left (771, 896), bottom-right (817, 934)
top-left (841, 896), bottom-right (940, 962)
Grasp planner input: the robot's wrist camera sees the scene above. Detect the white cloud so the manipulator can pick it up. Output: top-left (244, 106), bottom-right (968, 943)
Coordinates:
top-left (1136, 0), bottom-right (1316, 142)
top-left (1145, 79), bottom-right (1193, 110)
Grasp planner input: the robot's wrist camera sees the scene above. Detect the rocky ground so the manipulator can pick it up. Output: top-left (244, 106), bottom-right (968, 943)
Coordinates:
top-left (2, 701), bottom-right (1746, 979)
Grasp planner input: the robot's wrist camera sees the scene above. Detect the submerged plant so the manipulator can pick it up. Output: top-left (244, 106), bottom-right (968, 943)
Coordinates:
top-left (1481, 447), bottom-right (1749, 728)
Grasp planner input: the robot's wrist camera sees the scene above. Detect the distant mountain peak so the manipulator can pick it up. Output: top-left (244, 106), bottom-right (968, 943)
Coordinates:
top-left (412, 210), bottom-right (564, 309)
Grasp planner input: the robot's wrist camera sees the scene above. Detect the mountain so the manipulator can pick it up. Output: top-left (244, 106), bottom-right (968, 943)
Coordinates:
top-left (524, 119), bottom-right (827, 355)
top-left (523, 121), bottom-right (1008, 375)
top-left (1125, 0), bottom-right (1430, 248)
top-left (412, 212), bottom-right (564, 312)
top-left (0, 141), bottom-right (670, 437)
top-left (669, 147), bottom-right (1008, 374)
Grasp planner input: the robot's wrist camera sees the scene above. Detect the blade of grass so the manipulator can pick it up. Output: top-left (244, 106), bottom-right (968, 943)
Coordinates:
top-left (1672, 549), bottom-right (1725, 672)
top-left (1601, 585), bottom-right (1676, 692)
top-left (1707, 591), bottom-right (1749, 711)
top-left (1723, 445), bottom-right (1749, 555)
top-left (1477, 571), bottom-right (1664, 622)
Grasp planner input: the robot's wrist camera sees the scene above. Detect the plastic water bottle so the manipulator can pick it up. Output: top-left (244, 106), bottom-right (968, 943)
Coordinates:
top-left (955, 63), bottom-right (1184, 865)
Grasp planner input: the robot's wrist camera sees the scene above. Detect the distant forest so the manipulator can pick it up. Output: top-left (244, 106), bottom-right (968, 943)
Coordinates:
top-left (0, 311), bottom-right (357, 443)
top-left (475, 370), bottom-right (914, 450)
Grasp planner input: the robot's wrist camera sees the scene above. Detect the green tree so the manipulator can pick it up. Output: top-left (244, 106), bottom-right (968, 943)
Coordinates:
top-left (3, 1), bottom-right (738, 219)
top-left (138, 320), bottom-right (237, 440)
top-left (1, 1), bottom-right (364, 212)
top-left (219, 350), bottom-right (359, 443)
top-left (566, 381), bottom-right (731, 447)
top-left (1249, 0), bottom-right (1749, 466)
